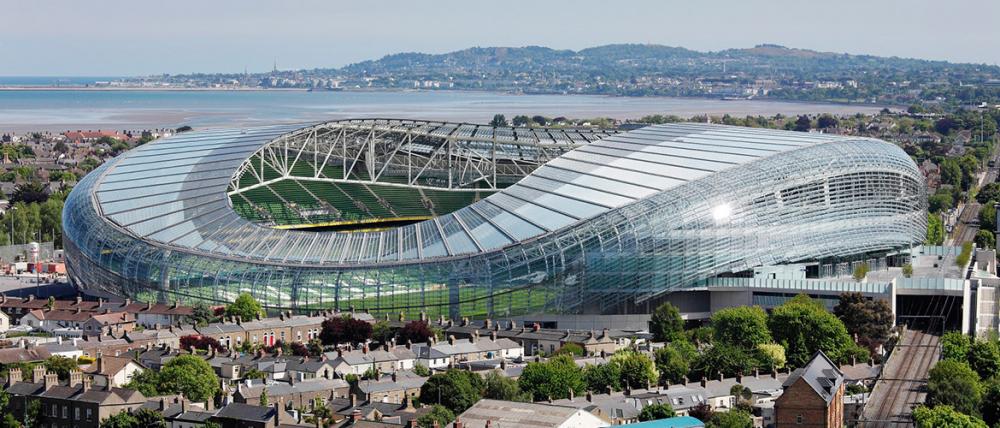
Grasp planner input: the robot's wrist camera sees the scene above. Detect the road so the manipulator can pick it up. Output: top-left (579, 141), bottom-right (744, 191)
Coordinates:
top-left (859, 330), bottom-right (940, 427)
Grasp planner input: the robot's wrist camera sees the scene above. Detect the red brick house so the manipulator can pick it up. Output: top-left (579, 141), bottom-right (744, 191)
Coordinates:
top-left (774, 351), bottom-right (845, 428)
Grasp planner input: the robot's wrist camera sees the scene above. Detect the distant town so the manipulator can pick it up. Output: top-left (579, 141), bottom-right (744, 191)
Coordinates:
top-left (12, 44), bottom-right (1000, 111)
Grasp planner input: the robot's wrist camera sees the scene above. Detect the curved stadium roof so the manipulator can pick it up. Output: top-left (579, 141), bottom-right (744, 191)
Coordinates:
top-left (92, 120), bottom-right (853, 265)
top-left (66, 119), bottom-right (926, 314)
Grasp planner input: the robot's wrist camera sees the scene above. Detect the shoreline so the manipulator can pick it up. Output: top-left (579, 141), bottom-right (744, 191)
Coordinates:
top-left (0, 86), bottom-right (901, 108)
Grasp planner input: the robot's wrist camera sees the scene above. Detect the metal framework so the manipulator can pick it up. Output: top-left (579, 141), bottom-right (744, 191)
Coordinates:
top-left (63, 121), bottom-right (928, 317)
top-left (229, 119), bottom-right (615, 195)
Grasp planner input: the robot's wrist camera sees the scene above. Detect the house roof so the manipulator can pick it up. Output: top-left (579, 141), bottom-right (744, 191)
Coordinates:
top-left (0, 347), bottom-right (51, 364)
top-left (459, 399), bottom-right (597, 428)
top-left (783, 351), bottom-right (844, 403)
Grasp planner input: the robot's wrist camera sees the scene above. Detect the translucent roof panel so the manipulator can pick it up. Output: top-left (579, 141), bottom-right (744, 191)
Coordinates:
top-left (89, 120), bottom-right (853, 267)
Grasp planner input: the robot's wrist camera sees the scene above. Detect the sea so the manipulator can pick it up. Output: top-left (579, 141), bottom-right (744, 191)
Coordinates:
top-left (0, 78), bottom-right (887, 133)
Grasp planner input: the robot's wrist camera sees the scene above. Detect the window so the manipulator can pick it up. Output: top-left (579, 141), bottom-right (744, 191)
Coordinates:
top-left (74, 408), bottom-right (80, 420)
top-left (796, 415), bottom-right (803, 424)
top-left (51, 404), bottom-right (58, 417)
top-left (86, 408), bottom-right (92, 421)
top-left (62, 405), bottom-right (68, 418)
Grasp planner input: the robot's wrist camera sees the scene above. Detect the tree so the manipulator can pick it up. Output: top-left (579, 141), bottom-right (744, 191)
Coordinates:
top-left (655, 341), bottom-right (695, 384)
top-left (691, 343), bottom-right (757, 379)
top-left (42, 355), bottom-right (78, 380)
top-left (852, 263), bottom-right (870, 281)
top-left (902, 264), bottom-right (914, 278)
top-left (179, 335), bottom-right (224, 352)
top-left (53, 141), bottom-right (69, 154)
top-left (420, 369), bottom-right (484, 414)
top-left (913, 405), bottom-right (987, 428)
top-left (755, 343), bottom-right (787, 369)
top-left (132, 408), bottom-right (167, 428)
top-left (611, 350), bottom-right (658, 390)
top-left (225, 293), bottom-right (263, 321)
top-left (793, 115), bottom-right (811, 132)
top-left (834, 292), bottom-right (893, 351)
top-left (489, 114), bottom-right (507, 127)
top-left (768, 295), bottom-right (858, 366)
top-left (260, 389), bottom-right (269, 406)
top-left (926, 213), bottom-right (945, 245)
top-left (584, 363), bottom-right (620, 393)
top-left (398, 320), bottom-right (435, 344)
top-left (482, 370), bottom-right (530, 402)
top-left (125, 369), bottom-right (161, 396)
top-left (638, 403), bottom-right (675, 421)
top-left (416, 405), bottom-right (455, 428)
top-left (518, 354), bottom-right (586, 401)
top-left (371, 320), bottom-right (396, 345)
top-left (189, 302), bottom-right (215, 326)
top-left (553, 343), bottom-right (585, 357)
top-left (711, 306), bottom-right (771, 350)
top-left (159, 354), bottom-right (220, 402)
top-left (982, 380), bottom-right (1000, 427)
top-left (941, 332), bottom-right (972, 362)
top-left (977, 183), bottom-right (1000, 204)
top-left (412, 363), bottom-right (431, 377)
top-left (816, 114), bottom-right (839, 129)
top-left (928, 193), bottom-right (954, 214)
top-left (175, 125), bottom-right (193, 133)
top-left (978, 203), bottom-right (995, 229)
top-left (707, 409), bottom-right (753, 428)
top-left (650, 302), bottom-right (685, 343)
top-left (101, 411), bottom-right (138, 428)
top-left (512, 115), bottom-right (530, 126)
top-left (688, 402), bottom-right (714, 423)
top-left (976, 230), bottom-right (995, 250)
top-left (10, 182), bottom-right (47, 204)
top-left (967, 340), bottom-right (1000, 380)
top-left (319, 316), bottom-right (373, 345)
top-left (927, 360), bottom-right (982, 415)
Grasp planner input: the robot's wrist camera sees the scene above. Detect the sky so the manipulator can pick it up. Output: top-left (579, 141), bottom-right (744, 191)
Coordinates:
top-left (3, 0), bottom-right (999, 76)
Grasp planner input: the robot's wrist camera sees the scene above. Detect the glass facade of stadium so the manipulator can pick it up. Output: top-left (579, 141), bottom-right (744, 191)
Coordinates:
top-left (63, 120), bottom-right (928, 318)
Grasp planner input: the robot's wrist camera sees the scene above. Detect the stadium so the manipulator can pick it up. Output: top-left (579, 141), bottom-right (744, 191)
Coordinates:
top-left (63, 119), bottom-right (927, 319)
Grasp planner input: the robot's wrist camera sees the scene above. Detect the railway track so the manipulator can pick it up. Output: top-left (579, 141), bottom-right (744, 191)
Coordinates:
top-left (858, 330), bottom-right (940, 427)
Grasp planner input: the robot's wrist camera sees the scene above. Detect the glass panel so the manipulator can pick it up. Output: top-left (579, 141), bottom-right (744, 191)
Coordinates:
top-left (439, 215), bottom-right (477, 255)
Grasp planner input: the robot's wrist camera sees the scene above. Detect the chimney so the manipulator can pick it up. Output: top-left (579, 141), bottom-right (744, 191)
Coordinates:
top-left (470, 332), bottom-right (478, 344)
top-left (69, 369), bottom-right (82, 387)
top-left (44, 372), bottom-right (58, 391)
top-left (490, 331), bottom-right (497, 341)
top-left (350, 393), bottom-right (357, 408)
top-left (700, 377), bottom-right (707, 388)
top-left (406, 339), bottom-right (412, 350)
top-left (532, 323), bottom-right (540, 332)
top-left (568, 388), bottom-right (574, 402)
top-left (274, 400), bottom-right (282, 425)
top-left (362, 344), bottom-right (369, 354)
top-left (33, 365), bottom-right (46, 383)
top-left (736, 372), bottom-right (743, 384)
top-left (484, 319), bottom-right (492, 329)
top-left (146, 301), bottom-right (153, 311)
top-left (586, 390), bottom-right (593, 402)
top-left (771, 368), bottom-right (777, 379)
top-left (408, 419), bottom-right (419, 428)
top-left (351, 408), bottom-right (362, 423)
top-left (754, 368), bottom-right (760, 378)
top-left (719, 371), bottom-right (724, 382)
top-left (97, 357), bottom-right (104, 374)
top-left (461, 317), bottom-right (469, 327)
top-left (82, 376), bottom-right (91, 392)
top-left (7, 368), bottom-right (21, 386)
top-left (206, 398), bottom-right (214, 411)
top-left (453, 417), bottom-right (464, 428)
top-left (447, 335), bottom-right (455, 346)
